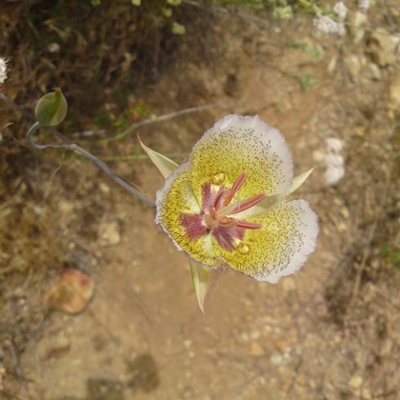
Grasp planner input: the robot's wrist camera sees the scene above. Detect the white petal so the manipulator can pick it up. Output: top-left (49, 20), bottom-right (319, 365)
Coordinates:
top-left (222, 199), bottom-right (319, 283)
top-left (190, 114), bottom-right (293, 198)
top-left (256, 199), bottom-right (319, 283)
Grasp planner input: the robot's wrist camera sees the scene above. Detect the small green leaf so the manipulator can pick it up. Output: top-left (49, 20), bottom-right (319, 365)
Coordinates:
top-left (167, 0), bottom-right (182, 5)
top-left (298, 72), bottom-right (318, 91)
top-left (163, 7), bottom-right (173, 18)
top-left (172, 22), bottom-right (185, 35)
top-left (189, 260), bottom-right (211, 313)
top-left (138, 137), bottom-right (178, 179)
top-left (35, 87), bottom-right (68, 126)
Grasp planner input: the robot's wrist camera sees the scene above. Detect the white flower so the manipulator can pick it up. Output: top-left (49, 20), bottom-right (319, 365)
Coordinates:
top-left (313, 15), bottom-right (345, 36)
top-left (325, 153), bottom-right (344, 168)
top-left (325, 137), bottom-right (343, 153)
top-left (0, 58), bottom-right (8, 84)
top-left (358, 0), bottom-right (369, 12)
top-left (48, 43), bottom-right (60, 53)
top-left (323, 137), bottom-right (345, 186)
top-left (152, 115), bottom-right (319, 283)
top-left (324, 165), bottom-right (345, 185)
top-left (333, 1), bottom-right (348, 21)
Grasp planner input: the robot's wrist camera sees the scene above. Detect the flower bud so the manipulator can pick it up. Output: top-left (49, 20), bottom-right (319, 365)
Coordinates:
top-left (35, 87), bottom-right (68, 126)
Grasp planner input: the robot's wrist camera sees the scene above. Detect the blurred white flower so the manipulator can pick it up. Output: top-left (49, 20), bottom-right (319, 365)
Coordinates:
top-left (314, 1), bottom-right (348, 36)
top-left (313, 15), bottom-right (345, 36)
top-left (333, 1), bottom-right (348, 21)
top-left (325, 137), bottom-right (343, 153)
top-left (48, 43), bottom-right (60, 53)
top-left (324, 165), bottom-right (345, 186)
top-left (324, 137), bottom-right (345, 186)
top-left (358, 0), bottom-right (369, 12)
top-left (325, 153), bottom-right (344, 167)
top-left (0, 58), bottom-right (8, 84)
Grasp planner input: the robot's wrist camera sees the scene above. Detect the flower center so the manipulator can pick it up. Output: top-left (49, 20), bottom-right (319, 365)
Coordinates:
top-left (203, 171), bottom-right (266, 230)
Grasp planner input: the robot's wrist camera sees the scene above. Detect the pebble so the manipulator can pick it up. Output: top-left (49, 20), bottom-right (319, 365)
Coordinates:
top-left (270, 351), bottom-right (284, 365)
top-left (367, 28), bottom-right (396, 67)
top-left (250, 341), bottom-right (264, 356)
top-left (98, 220), bottom-right (121, 246)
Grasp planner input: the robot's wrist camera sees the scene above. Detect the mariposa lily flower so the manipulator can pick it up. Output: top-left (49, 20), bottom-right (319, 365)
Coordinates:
top-left (141, 114), bottom-right (318, 311)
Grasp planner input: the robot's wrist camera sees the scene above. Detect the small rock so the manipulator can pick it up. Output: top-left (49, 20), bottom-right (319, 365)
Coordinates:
top-left (58, 199), bottom-right (74, 214)
top-left (98, 220), bottom-right (121, 247)
top-left (367, 28), bottom-right (396, 67)
top-left (42, 269), bottom-right (95, 313)
top-left (99, 182), bottom-right (111, 194)
top-left (349, 375), bottom-right (363, 390)
top-left (270, 351), bottom-right (283, 365)
top-left (362, 63), bottom-right (382, 81)
top-left (250, 341), bottom-right (264, 356)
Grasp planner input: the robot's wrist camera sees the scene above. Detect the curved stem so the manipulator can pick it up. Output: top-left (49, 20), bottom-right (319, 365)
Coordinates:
top-left (27, 122), bottom-right (155, 208)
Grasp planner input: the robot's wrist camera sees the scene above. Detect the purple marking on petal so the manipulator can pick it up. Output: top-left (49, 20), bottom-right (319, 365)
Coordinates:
top-left (180, 213), bottom-right (207, 240)
top-left (201, 183), bottom-right (213, 213)
top-left (201, 182), bottom-right (228, 213)
top-left (211, 225), bottom-right (245, 251)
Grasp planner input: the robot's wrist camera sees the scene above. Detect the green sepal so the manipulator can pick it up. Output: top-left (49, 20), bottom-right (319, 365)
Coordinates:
top-left (139, 137), bottom-right (178, 179)
top-left (189, 260), bottom-right (211, 313)
top-left (35, 87), bottom-right (68, 126)
top-left (259, 167), bottom-right (315, 211)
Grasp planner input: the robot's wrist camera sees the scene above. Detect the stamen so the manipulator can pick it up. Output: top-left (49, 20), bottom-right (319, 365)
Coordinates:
top-left (230, 192), bottom-right (266, 215)
top-left (214, 187), bottom-right (227, 210)
top-left (236, 220), bottom-right (263, 229)
top-left (218, 217), bottom-right (238, 228)
top-left (223, 171), bottom-right (247, 206)
top-left (215, 201), bottom-right (239, 219)
top-left (202, 171), bottom-right (265, 233)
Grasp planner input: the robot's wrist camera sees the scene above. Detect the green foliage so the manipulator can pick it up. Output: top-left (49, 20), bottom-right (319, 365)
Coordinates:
top-left (380, 245), bottom-right (400, 269)
top-left (297, 72), bottom-right (318, 91)
top-left (295, 41), bottom-right (324, 61)
top-left (172, 22), bottom-right (186, 35)
top-left (94, 99), bottom-right (152, 133)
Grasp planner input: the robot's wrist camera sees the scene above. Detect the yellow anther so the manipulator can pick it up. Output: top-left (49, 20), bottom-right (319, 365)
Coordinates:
top-left (237, 243), bottom-right (250, 254)
top-left (211, 172), bottom-right (225, 185)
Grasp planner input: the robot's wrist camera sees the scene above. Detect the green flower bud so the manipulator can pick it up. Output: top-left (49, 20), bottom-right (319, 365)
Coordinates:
top-left (35, 87), bottom-right (68, 126)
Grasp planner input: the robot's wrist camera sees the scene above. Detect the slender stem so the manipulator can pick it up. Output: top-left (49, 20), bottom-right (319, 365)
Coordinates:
top-left (0, 91), bottom-right (33, 119)
top-left (101, 103), bottom-right (220, 144)
top-left (27, 122), bottom-right (156, 208)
